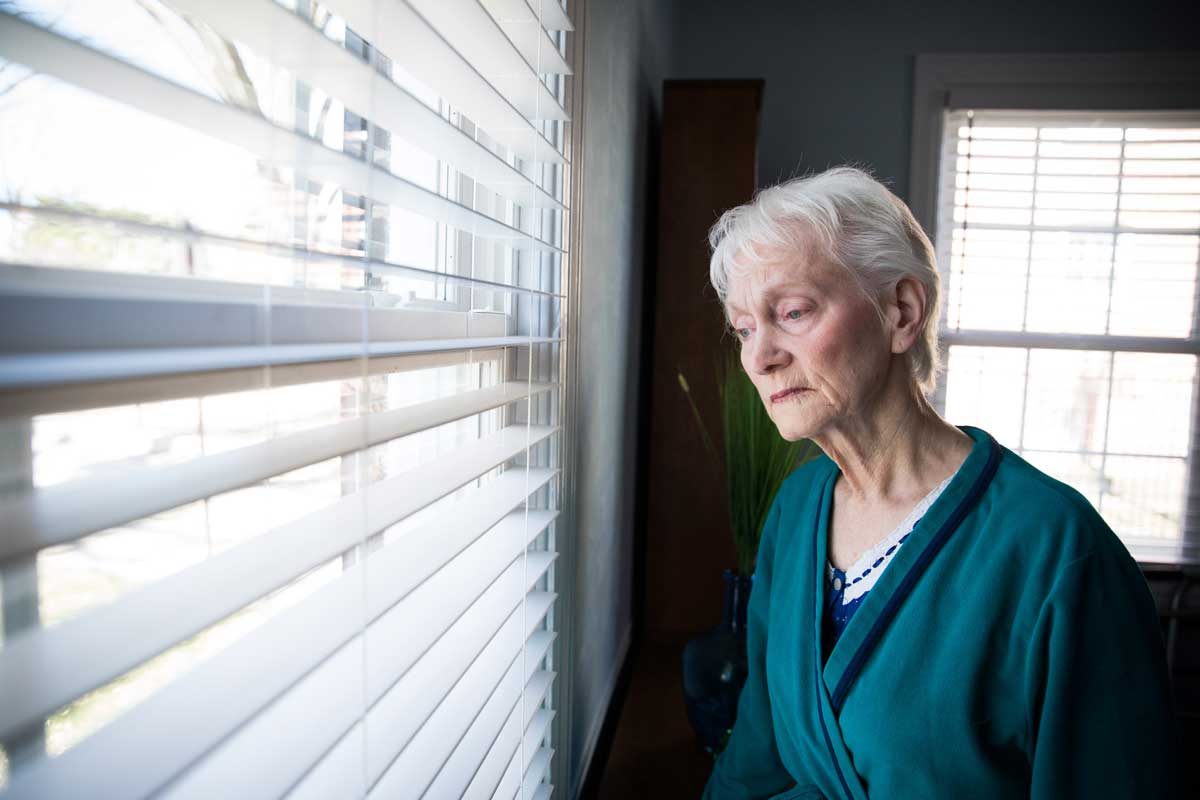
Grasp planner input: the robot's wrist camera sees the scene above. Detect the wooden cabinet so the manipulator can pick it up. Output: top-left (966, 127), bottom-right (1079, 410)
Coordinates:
top-left (642, 80), bottom-right (763, 636)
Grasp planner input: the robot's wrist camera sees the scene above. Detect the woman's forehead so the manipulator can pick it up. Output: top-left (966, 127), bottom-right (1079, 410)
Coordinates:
top-left (725, 251), bottom-right (839, 309)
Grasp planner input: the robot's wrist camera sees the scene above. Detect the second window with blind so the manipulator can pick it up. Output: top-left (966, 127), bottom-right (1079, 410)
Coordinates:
top-left (935, 108), bottom-right (1200, 566)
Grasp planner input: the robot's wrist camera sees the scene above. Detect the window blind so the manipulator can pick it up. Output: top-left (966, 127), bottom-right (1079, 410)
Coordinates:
top-left (0, 1), bottom-right (574, 798)
top-left (935, 108), bottom-right (1200, 565)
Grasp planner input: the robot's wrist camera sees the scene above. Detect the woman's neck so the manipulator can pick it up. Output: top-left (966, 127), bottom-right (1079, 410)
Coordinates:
top-left (814, 375), bottom-right (972, 506)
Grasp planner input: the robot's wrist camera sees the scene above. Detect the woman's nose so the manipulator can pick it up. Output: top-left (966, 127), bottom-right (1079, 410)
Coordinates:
top-left (747, 328), bottom-right (790, 374)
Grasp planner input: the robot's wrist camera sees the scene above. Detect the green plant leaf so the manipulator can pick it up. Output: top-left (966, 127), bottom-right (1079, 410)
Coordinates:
top-left (678, 350), bottom-right (817, 577)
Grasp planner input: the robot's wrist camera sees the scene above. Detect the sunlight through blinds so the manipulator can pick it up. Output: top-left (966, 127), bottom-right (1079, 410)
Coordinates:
top-left (0, 0), bottom-right (574, 796)
top-left (936, 108), bottom-right (1200, 565)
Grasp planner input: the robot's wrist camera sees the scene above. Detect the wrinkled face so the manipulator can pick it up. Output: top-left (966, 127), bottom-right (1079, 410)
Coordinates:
top-left (724, 245), bottom-right (893, 442)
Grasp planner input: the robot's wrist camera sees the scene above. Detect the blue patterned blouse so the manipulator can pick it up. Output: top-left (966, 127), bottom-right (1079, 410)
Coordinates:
top-left (822, 470), bottom-right (958, 655)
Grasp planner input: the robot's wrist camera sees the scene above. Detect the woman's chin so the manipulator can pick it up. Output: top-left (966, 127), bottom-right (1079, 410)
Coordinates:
top-left (771, 418), bottom-right (817, 443)
top-left (765, 403), bottom-right (810, 438)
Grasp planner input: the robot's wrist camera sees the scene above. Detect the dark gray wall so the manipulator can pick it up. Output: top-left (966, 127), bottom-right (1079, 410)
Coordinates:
top-left (566, 0), bottom-right (673, 795)
top-left (670, 0), bottom-right (1194, 199)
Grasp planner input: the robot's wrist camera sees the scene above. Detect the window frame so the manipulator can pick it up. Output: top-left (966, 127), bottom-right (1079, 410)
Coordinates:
top-left (909, 52), bottom-right (1200, 565)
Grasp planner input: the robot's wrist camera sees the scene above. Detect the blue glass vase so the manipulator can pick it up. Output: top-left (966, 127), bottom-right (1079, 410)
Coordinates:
top-left (681, 569), bottom-right (754, 753)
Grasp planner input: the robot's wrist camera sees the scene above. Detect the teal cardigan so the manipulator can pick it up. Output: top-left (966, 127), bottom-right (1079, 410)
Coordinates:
top-left (703, 426), bottom-right (1178, 799)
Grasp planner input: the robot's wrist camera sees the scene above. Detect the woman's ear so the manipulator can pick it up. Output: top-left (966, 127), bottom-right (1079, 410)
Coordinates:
top-left (888, 277), bottom-right (927, 355)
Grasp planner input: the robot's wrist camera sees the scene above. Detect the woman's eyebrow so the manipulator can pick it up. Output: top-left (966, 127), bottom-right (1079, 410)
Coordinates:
top-left (760, 281), bottom-right (818, 303)
top-left (726, 276), bottom-right (819, 318)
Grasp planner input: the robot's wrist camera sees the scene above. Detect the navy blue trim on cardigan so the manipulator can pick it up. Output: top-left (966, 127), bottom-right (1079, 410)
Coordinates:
top-left (829, 433), bottom-right (1002, 713)
top-left (815, 656), bottom-right (853, 800)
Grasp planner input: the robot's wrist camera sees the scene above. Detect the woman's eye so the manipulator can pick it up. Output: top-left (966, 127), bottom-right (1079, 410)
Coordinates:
top-left (736, 327), bottom-right (752, 339)
top-left (784, 309), bottom-right (805, 321)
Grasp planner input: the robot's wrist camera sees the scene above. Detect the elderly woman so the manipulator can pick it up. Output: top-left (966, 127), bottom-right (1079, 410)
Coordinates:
top-left (701, 167), bottom-right (1177, 799)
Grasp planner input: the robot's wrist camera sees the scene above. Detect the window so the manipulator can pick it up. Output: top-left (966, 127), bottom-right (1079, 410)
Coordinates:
top-left (935, 109), bottom-right (1200, 565)
top-left (0, 0), bottom-right (575, 797)
top-left (910, 53), bottom-right (1200, 566)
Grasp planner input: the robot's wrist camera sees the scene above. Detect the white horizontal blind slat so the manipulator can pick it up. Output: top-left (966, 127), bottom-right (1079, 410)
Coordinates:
top-left (522, 632), bottom-right (558, 681)
top-left (502, 20), bottom-right (571, 79)
top-left (950, 108), bottom-right (1200, 129)
top-left (324, 0), bottom-right (565, 165)
top-left (282, 721), bottom-right (368, 800)
top-left (0, 382), bottom-right (552, 558)
top-left (0, 13), bottom-right (560, 252)
top-left (940, 330), bottom-right (1200, 354)
top-left (407, 0), bottom-right (568, 121)
top-left (0, 346), bottom-right (504, 419)
top-left (518, 708), bottom-right (555, 772)
top-left (493, 745), bottom-right (555, 800)
top-left (0, 223), bottom-right (565, 302)
top-left (159, 0), bottom-right (562, 209)
top-left (0, 335), bottom-right (558, 390)
top-left (0, 261), bottom-right (444, 307)
top-left (941, 220), bottom-right (1196, 237)
top-left (528, 0), bottom-right (573, 31)
top-left (519, 747), bottom-right (554, 800)
top-left (481, 0), bottom-right (573, 34)
top-left (478, 0), bottom-right (572, 76)
top-left (0, 436), bottom-right (556, 743)
top-left (490, 741), bottom-right (531, 800)
top-left (0, 294), bottom-right (510, 352)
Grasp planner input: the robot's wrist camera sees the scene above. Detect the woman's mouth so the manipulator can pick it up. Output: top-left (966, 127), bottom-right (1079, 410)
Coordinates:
top-left (770, 387), bottom-right (809, 403)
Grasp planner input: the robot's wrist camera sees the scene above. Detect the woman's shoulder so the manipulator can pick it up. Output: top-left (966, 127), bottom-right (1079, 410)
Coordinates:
top-left (993, 446), bottom-right (1097, 514)
top-left (984, 443), bottom-right (1132, 567)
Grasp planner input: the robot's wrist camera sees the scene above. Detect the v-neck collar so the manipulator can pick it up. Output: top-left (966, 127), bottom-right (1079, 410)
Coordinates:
top-left (813, 426), bottom-right (1002, 713)
top-left (826, 467), bottom-right (956, 591)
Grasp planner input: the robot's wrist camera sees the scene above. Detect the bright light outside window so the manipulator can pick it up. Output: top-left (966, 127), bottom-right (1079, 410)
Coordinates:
top-left (0, 0), bottom-right (572, 795)
top-left (937, 109), bottom-right (1200, 564)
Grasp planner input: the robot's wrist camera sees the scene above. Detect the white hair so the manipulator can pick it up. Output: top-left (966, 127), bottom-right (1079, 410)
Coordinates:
top-left (708, 166), bottom-right (942, 393)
